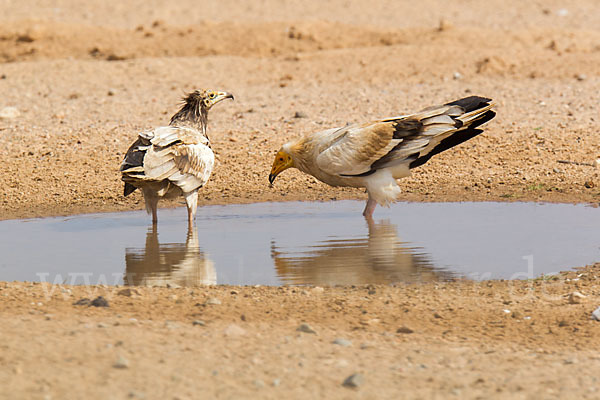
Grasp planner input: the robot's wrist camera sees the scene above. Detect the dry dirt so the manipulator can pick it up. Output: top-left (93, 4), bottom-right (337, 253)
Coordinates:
top-left (1, 0), bottom-right (600, 399)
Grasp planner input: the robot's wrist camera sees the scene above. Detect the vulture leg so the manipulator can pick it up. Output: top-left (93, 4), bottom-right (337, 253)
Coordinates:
top-left (142, 189), bottom-right (160, 225)
top-left (184, 191), bottom-right (199, 229)
top-left (362, 195), bottom-right (377, 219)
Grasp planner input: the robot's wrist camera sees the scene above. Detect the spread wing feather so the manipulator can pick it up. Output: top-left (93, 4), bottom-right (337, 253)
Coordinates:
top-left (314, 96), bottom-right (494, 177)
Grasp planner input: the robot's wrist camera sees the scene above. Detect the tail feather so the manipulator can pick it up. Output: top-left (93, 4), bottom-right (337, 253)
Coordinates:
top-left (409, 109), bottom-right (495, 169)
top-left (445, 96), bottom-right (492, 113)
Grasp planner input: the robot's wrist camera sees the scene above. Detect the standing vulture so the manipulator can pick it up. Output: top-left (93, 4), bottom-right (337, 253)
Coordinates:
top-left (120, 89), bottom-right (233, 227)
top-left (269, 96), bottom-right (495, 218)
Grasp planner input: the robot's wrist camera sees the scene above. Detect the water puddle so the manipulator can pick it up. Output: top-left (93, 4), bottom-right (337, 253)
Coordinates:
top-left (0, 201), bottom-right (598, 286)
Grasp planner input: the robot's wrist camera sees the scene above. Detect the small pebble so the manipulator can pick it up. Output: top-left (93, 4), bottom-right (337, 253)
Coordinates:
top-left (437, 19), bottom-right (453, 31)
top-left (592, 306), bottom-right (600, 321)
top-left (342, 373), bottom-right (364, 388)
top-left (396, 326), bottom-right (414, 334)
top-left (293, 111), bottom-right (307, 118)
top-left (192, 320), bottom-right (205, 326)
top-left (297, 323), bottom-right (317, 334)
top-left (90, 296), bottom-right (109, 307)
top-left (272, 378), bottom-right (281, 387)
top-left (0, 107), bottom-right (20, 119)
top-left (568, 291), bottom-right (586, 304)
top-left (332, 338), bottom-right (352, 347)
top-left (206, 297), bottom-right (221, 305)
top-left (113, 356), bottom-right (129, 369)
top-left (73, 298), bottom-right (91, 306)
top-left (253, 379), bottom-right (265, 388)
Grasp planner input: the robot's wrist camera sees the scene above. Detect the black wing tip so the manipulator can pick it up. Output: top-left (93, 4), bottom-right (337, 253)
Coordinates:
top-left (472, 109), bottom-right (496, 128)
top-left (123, 183), bottom-right (137, 197)
top-left (408, 109), bottom-right (495, 170)
top-left (445, 96), bottom-right (493, 113)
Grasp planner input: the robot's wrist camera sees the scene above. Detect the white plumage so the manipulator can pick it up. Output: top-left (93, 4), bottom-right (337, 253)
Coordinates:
top-left (120, 89), bottom-right (233, 227)
top-left (269, 96), bottom-right (495, 218)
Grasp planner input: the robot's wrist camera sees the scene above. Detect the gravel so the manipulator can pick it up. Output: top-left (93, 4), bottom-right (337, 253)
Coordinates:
top-left (332, 338), bottom-right (352, 347)
top-left (297, 323), bottom-right (317, 334)
top-left (90, 296), bottom-right (109, 307)
top-left (293, 111), bottom-right (308, 118)
top-left (396, 326), bottom-right (414, 334)
top-left (0, 106), bottom-right (20, 119)
top-left (592, 306), bottom-right (600, 321)
top-left (206, 297), bottom-right (221, 305)
top-left (342, 373), bottom-right (364, 388)
top-left (73, 295), bottom-right (110, 307)
top-left (113, 355), bottom-right (129, 369)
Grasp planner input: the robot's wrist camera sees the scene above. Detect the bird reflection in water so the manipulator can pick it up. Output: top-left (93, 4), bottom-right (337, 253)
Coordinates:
top-left (124, 226), bottom-right (216, 287)
top-left (272, 219), bottom-right (455, 285)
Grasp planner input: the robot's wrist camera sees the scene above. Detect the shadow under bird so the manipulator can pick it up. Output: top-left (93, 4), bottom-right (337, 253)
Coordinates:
top-left (120, 89), bottom-right (233, 227)
top-left (269, 96), bottom-right (495, 218)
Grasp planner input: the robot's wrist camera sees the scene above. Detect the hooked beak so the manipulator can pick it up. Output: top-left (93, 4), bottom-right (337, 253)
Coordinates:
top-left (215, 91), bottom-right (234, 103)
top-left (269, 152), bottom-right (294, 185)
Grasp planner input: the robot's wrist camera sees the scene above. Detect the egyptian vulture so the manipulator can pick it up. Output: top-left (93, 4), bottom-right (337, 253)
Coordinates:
top-left (120, 89), bottom-right (233, 227)
top-left (269, 96), bottom-right (495, 218)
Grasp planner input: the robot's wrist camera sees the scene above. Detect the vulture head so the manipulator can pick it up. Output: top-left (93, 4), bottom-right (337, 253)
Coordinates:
top-left (170, 89), bottom-right (234, 127)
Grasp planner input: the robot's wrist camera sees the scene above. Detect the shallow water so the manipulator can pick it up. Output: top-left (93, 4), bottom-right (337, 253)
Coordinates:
top-left (0, 201), bottom-right (598, 286)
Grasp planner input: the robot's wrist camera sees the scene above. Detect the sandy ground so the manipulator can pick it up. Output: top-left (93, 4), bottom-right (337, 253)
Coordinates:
top-left (1, 0), bottom-right (600, 398)
top-left (2, 266), bottom-right (600, 399)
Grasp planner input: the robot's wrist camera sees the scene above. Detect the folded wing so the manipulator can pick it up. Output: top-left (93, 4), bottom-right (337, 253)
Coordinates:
top-left (120, 126), bottom-right (214, 195)
top-left (315, 96), bottom-right (495, 177)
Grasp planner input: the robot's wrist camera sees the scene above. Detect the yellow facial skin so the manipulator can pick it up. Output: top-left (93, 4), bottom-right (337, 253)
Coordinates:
top-left (204, 91), bottom-right (234, 108)
top-left (269, 150), bottom-right (294, 184)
